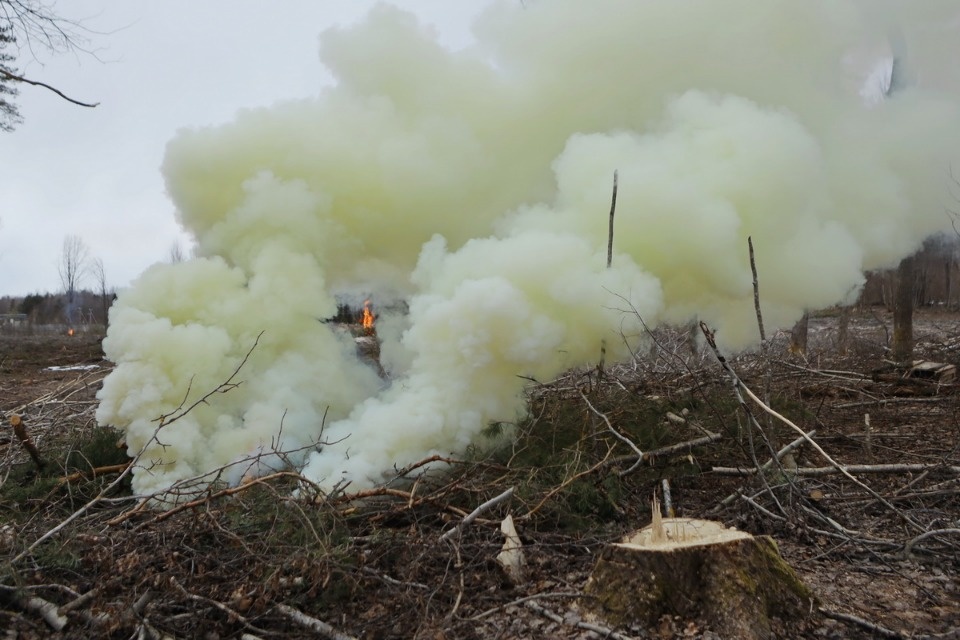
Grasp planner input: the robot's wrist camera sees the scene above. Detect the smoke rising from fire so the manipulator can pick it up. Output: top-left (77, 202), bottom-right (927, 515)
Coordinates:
top-left (97, 1), bottom-right (960, 496)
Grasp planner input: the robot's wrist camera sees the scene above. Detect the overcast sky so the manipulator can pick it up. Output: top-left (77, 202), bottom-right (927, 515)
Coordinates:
top-left (0, 1), bottom-right (491, 297)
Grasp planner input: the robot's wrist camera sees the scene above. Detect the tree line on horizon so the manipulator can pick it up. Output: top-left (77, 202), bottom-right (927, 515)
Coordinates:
top-left (1, 233), bottom-right (958, 339)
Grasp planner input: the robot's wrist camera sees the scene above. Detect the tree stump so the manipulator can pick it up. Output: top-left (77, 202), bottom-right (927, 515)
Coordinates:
top-left (582, 509), bottom-right (815, 639)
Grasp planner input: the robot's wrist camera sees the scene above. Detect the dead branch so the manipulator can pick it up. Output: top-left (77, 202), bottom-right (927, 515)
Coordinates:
top-left (136, 471), bottom-right (307, 528)
top-left (332, 485), bottom-right (476, 526)
top-left (610, 431), bottom-right (722, 474)
top-left (359, 566), bottom-right (429, 590)
top-left (740, 493), bottom-right (786, 521)
top-left (57, 462), bottom-right (129, 486)
top-left (700, 322), bottom-right (925, 533)
top-left (579, 389), bottom-right (644, 470)
top-left (713, 431), bottom-right (814, 484)
top-left (11, 592), bottom-right (67, 631)
top-left (155, 331), bottom-right (263, 427)
top-left (58, 587), bottom-right (97, 613)
top-left (524, 600), bottom-right (638, 640)
top-left (439, 486), bottom-right (514, 542)
top-left (834, 396), bottom-right (949, 409)
top-left (10, 414), bottom-right (45, 469)
top-left (519, 451), bottom-right (613, 521)
top-left (818, 607), bottom-right (907, 639)
top-left (390, 454), bottom-right (464, 479)
top-left (469, 592), bottom-right (583, 621)
top-left (903, 528), bottom-right (960, 556)
top-left (0, 67), bottom-right (98, 107)
top-left (274, 603), bottom-right (358, 640)
top-left (798, 463), bottom-right (959, 476)
top-left (170, 577), bottom-right (271, 637)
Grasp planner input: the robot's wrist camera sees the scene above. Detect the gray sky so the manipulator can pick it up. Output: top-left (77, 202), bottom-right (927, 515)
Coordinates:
top-left (0, 1), bottom-right (490, 297)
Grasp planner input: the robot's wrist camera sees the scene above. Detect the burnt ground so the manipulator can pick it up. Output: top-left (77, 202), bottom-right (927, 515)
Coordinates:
top-left (0, 310), bottom-right (958, 639)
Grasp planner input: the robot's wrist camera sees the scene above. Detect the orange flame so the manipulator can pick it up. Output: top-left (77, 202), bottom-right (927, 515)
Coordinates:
top-left (362, 300), bottom-right (375, 331)
top-left (67, 328), bottom-right (75, 337)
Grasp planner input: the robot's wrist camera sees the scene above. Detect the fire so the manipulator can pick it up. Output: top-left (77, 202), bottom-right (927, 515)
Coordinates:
top-left (362, 299), bottom-right (375, 331)
top-left (67, 328), bottom-right (75, 337)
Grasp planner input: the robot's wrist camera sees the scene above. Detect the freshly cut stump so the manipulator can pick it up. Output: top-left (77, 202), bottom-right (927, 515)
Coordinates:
top-left (583, 513), bottom-right (815, 639)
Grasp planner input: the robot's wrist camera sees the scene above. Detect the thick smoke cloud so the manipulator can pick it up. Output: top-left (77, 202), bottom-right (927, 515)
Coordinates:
top-left (97, 0), bottom-right (960, 496)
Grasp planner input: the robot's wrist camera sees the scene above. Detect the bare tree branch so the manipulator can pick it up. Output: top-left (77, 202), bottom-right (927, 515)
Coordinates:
top-left (0, 66), bottom-right (97, 106)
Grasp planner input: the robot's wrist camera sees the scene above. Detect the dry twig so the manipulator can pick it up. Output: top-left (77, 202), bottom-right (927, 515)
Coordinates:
top-left (274, 603), bottom-right (358, 640)
top-left (439, 487), bottom-right (514, 542)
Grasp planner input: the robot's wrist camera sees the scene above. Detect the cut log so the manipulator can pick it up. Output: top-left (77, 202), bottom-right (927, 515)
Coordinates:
top-left (582, 508), bottom-right (815, 639)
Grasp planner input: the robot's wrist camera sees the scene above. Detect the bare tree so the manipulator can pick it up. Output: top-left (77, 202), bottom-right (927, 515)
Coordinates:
top-left (91, 256), bottom-right (110, 326)
top-left (59, 234), bottom-right (89, 326)
top-left (169, 240), bottom-right (186, 263)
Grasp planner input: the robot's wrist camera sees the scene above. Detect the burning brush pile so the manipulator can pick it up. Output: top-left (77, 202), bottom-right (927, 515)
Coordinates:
top-left (347, 298), bottom-right (385, 376)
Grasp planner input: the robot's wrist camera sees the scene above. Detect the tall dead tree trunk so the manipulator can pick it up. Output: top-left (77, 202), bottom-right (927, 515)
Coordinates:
top-left (945, 258), bottom-right (953, 310)
top-left (789, 312), bottom-right (809, 355)
top-left (892, 254), bottom-right (916, 364)
top-left (837, 305), bottom-right (850, 354)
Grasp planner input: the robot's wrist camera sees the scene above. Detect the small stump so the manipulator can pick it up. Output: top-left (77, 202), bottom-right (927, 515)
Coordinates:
top-left (583, 512), bottom-right (815, 639)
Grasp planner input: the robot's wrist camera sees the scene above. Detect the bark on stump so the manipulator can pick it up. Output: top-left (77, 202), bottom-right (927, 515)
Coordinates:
top-left (582, 517), bottom-right (815, 639)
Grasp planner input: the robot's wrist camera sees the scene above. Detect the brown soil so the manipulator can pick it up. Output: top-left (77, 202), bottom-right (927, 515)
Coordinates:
top-left (0, 311), bottom-right (958, 639)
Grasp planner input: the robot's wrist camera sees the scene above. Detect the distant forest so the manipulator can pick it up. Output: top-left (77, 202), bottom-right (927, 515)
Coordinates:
top-left (0, 289), bottom-right (113, 329)
top-left (1, 235), bottom-right (958, 333)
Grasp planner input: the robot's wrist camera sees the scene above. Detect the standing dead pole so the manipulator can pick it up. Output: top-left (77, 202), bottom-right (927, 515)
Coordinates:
top-left (748, 236), bottom-right (766, 346)
top-left (607, 170), bottom-right (618, 269)
top-left (746, 238), bottom-right (790, 469)
top-left (598, 170), bottom-right (618, 377)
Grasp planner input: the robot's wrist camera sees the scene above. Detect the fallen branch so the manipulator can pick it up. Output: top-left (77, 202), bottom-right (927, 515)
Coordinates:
top-left (713, 431), bottom-right (814, 508)
top-left (525, 600), bottom-right (637, 640)
top-left (834, 396), bottom-right (948, 409)
top-left (579, 390), bottom-right (644, 471)
top-left (818, 607), bottom-right (906, 639)
top-left (171, 577), bottom-right (270, 637)
top-left (439, 487), bottom-right (514, 542)
top-left (136, 471), bottom-right (308, 528)
top-left (469, 592), bottom-right (583, 621)
top-left (903, 528), bottom-right (960, 556)
top-left (610, 431), bottom-right (722, 475)
top-left (274, 603), bottom-right (358, 640)
top-left (798, 463), bottom-right (959, 477)
top-left (17, 593), bottom-right (68, 631)
top-left (59, 588), bottom-right (98, 613)
top-left (57, 462), bottom-right (130, 486)
top-left (333, 485), bottom-right (476, 525)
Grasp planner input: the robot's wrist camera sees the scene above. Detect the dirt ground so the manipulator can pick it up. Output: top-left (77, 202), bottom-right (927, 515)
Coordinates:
top-left (0, 310), bottom-right (958, 639)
